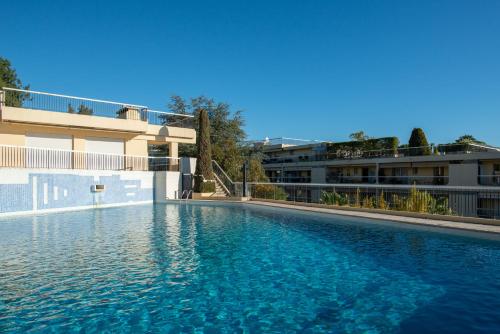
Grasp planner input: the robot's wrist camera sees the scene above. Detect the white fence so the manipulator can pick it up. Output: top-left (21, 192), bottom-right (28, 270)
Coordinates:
top-left (0, 145), bottom-right (180, 171)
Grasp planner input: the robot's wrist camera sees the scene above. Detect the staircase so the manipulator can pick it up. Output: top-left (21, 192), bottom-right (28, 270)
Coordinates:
top-left (213, 177), bottom-right (230, 197)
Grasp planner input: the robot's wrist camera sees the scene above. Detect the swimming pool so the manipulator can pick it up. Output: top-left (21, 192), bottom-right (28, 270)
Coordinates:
top-left (0, 202), bottom-right (499, 333)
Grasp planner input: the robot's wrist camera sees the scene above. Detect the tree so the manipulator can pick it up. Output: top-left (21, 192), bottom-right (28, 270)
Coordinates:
top-left (455, 135), bottom-right (486, 145)
top-left (168, 95), bottom-right (247, 180)
top-left (0, 57), bottom-right (29, 107)
top-left (349, 131), bottom-right (369, 141)
top-left (408, 128), bottom-right (431, 155)
top-left (78, 104), bottom-right (93, 115)
top-left (194, 109), bottom-right (215, 192)
top-left (67, 104), bottom-right (75, 113)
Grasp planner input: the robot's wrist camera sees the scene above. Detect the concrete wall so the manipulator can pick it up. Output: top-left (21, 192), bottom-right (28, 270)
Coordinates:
top-left (310, 167), bottom-right (326, 202)
top-left (154, 171), bottom-right (182, 201)
top-left (448, 162), bottom-right (479, 186)
top-left (0, 168), bottom-right (154, 215)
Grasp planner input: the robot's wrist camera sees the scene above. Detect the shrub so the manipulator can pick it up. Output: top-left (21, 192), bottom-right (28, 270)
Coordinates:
top-left (200, 180), bottom-right (216, 193)
top-left (253, 184), bottom-right (287, 200)
top-left (378, 191), bottom-right (388, 210)
top-left (320, 191), bottom-right (349, 206)
top-left (408, 128), bottom-right (431, 155)
top-left (362, 196), bottom-right (375, 209)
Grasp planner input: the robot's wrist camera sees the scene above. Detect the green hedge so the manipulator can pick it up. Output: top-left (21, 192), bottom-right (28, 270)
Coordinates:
top-left (325, 137), bottom-right (399, 155)
top-left (194, 176), bottom-right (216, 193)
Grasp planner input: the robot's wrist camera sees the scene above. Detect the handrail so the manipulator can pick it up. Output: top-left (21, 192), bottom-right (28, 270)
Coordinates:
top-left (212, 160), bottom-right (236, 196)
top-left (148, 109), bottom-right (194, 118)
top-left (213, 172), bottom-right (231, 195)
top-left (2, 87), bottom-right (147, 108)
top-left (248, 181), bottom-right (500, 191)
top-left (212, 160), bottom-right (234, 183)
top-left (1, 87), bottom-right (196, 123)
top-left (0, 144), bottom-right (180, 160)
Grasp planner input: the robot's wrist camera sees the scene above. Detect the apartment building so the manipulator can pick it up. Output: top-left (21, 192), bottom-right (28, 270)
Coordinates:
top-left (256, 137), bottom-right (500, 218)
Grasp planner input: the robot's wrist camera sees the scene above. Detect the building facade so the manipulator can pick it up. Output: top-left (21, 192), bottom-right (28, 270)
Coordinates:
top-left (257, 138), bottom-right (500, 218)
top-left (0, 87), bottom-right (196, 215)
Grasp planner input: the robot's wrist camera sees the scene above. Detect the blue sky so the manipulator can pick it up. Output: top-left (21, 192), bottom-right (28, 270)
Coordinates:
top-left (1, 0), bottom-right (499, 145)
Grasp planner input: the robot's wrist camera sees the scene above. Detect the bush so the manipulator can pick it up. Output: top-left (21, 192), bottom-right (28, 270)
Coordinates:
top-left (253, 184), bottom-right (287, 200)
top-left (320, 191), bottom-right (349, 206)
top-left (408, 128), bottom-right (431, 155)
top-left (325, 137), bottom-right (399, 158)
top-left (194, 176), bottom-right (215, 193)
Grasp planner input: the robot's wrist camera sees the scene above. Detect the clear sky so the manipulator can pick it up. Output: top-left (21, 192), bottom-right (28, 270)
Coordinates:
top-left (1, 0), bottom-right (499, 145)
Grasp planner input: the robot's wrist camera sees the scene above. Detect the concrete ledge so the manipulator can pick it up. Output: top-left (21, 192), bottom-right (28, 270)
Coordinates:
top-left (0, 200), bottom-right (153, 218)
top-left (247, 200), bottom-right (500, 234)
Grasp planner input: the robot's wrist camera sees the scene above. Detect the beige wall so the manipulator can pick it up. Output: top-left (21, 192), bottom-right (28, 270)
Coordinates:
top-left (0, 123), bottom-right (26, 146)
top-left (0, 106), bottom-right (196, 147)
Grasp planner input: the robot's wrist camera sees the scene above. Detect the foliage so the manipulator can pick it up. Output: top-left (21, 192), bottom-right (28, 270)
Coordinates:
top-left (320, 191), bottom-right (349, 206)
top-left (168, 95), bottom-right (247, 181)
top-left (194, 109), bottom-right (214, 192)
top-left (354, 188), bottom-right (361, 207)
top-left (455, 135), bottom-right (486, 145)
top-left (319, 186), bottom-right (452, 216)
top-left (195, 178), bottom-right (215, 193)
top-left (349, 131), bottom-right (369, 141)
top-left (78, 104), bottom-right (93, 115)
top-left (378, 191), bottom-right (388, 210)
top-left (325, 137), bottom-right (399, 158)
top-left (408, 128), bottom-right (431, 155)
top-left (390, 186), bottom-right (453, 215)
top-left (247, 152), bottom-right (269, 182)
top-left (253, 184), bottom-right (287, 200)
top-left (67, 104), bottom-right (75, 114)
top-left (362, 196), bottom-right (375, 209)
top-left (0, 57), bottom-right (29, 107)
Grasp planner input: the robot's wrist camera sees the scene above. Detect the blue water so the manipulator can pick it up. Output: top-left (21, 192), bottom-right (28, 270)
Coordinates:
top-left (0, 203), bottom-right (500, 333)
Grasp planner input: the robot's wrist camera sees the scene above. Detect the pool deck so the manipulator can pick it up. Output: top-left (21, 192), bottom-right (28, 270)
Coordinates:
top-left (247, 200), bottom-right (500, 234)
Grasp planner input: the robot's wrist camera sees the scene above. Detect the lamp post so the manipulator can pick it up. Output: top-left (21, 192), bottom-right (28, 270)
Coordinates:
top-left (242, 161), bottom-right (248, 197)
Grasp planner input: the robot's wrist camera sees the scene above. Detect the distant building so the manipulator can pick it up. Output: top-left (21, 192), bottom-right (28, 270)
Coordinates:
top-left (254, 137), bottom-right (500, 218)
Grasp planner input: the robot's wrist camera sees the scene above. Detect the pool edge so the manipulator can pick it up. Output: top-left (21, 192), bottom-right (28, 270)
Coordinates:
top-left (245, 200), bottom-right (500, 234)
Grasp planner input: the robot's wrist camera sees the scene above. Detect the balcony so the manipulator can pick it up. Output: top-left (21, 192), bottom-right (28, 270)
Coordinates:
top-left (479, 175), bottom-right (500, 186)
top-left (262, 143), bottom-right (499, 165)
top-left (0, 145), bottom-right (180, 171)
top-left (324, 175), bottom-right (449, 185)
top-left (0, 87), bottom-right (194, 132)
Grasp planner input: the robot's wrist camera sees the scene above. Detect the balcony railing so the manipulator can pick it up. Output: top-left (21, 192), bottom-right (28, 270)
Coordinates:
top-left (324, 175), bottom-right (449, 185)
top-left (479, 175), bottom-right (500, 186)
top-left (249, 182), bottom-right (500, 219)
top-left (263, 143), bottom-right (499, 165)
top-left (1, 87), bottom-right (193, 128)
top-left (0, 145), bottom-right (180, 171)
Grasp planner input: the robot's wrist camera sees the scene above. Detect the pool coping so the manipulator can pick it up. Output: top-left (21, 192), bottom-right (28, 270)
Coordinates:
top-left (244, 200), bottom-right (500, 234)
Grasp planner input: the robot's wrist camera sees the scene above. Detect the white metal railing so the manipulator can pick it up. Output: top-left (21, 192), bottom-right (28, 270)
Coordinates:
top-left (147, 109), bottom-right (194, 126)
top-left (1, 87), bottom-right (194, 127)
top-left (0, 145), bottom-right (180, 171)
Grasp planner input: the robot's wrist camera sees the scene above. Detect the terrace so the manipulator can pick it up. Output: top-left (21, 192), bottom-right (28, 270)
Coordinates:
top-left (0, 87), bottom-right (194, 128)
top-left (0, 87), bottom-right (196, 171)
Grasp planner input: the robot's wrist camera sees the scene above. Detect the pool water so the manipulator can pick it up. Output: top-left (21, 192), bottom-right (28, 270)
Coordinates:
top-left (1, 203), bottom-right (500, 333)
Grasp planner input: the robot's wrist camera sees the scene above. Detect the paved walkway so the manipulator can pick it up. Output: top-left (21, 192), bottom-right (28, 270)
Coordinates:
top-left (248, 200), bottom-right (500, 234)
